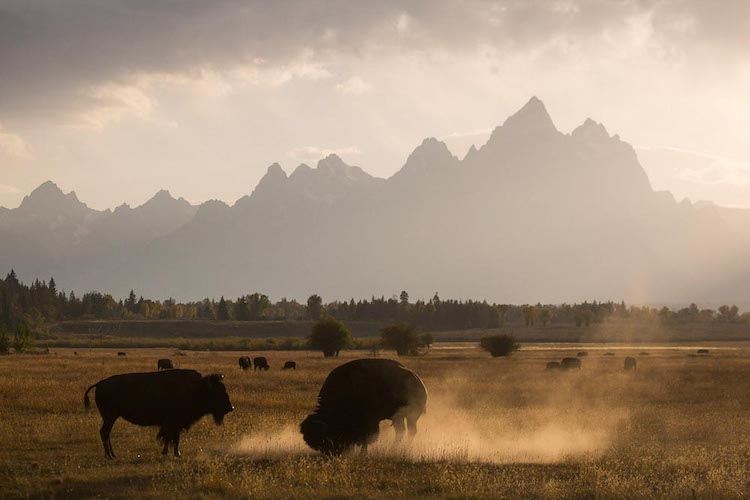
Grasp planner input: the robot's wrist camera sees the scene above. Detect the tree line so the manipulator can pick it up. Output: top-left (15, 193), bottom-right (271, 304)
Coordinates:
top-left (2, 270), bottom-right (749, 352)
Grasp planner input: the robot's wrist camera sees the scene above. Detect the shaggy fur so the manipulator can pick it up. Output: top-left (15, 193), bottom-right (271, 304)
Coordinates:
top-left (300, 359), bottom-right (427, 456)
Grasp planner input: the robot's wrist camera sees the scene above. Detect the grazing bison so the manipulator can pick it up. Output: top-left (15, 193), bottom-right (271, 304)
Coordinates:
top-left (300, 359), bottom-right (427, 456)
top-left (545, 361), bottom-right (560, 370)
top-left (560, 357), bottom-right (581, 370)
top-left (283, 361), bottom-right (297, 370)
top-left (157, 358), bottom-right (174, 370)
top-left (238, 356), bottom-right (251, 371)
top-left (117, 352), bottom-right (126, 357)
top-left (253, 357), bottom-right (270, 371)
top-left (577, 351), bottom-right (588, 357)
top-left (624, 357), bottom-right (637, 371)
top-left (83, 369), bottom-right (233, 459)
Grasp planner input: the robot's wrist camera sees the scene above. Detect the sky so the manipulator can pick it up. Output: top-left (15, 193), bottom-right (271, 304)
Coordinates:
top-left (0, 0), bottom-right (749, 210)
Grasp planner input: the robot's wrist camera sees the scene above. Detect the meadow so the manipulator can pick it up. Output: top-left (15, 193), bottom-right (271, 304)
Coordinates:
top-left (2, 344), bottom-right (750, 498)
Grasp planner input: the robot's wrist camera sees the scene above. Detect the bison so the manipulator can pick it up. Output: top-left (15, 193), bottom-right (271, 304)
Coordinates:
top-left (545, 361), bottom-right (560, 370)
top-left (238, 356), bottom-right (251, 371)
top-left (253, 357), bottom-right (270, 371)
top-left (283, 361), bottom-right (297, 370)
top-left (117, 352), bottom-right (126, 357)
top-left (83, 369), bottom-right (233, 459)
top-left (157, 358), bottom-right (174, 370)
top-left (560, 357), bottom-right (581, 370)
top-left (624, 357), bottom-right (636, 371)
top-left (697, 349), bottom-right (710, 354)
top-left (300, 359), bottom-right (427, 456)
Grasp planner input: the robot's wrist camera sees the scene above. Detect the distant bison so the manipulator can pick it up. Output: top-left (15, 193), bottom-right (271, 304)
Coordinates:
top-left (300, 359), bottom-right (427, 456)
top-left (283, 361), bottom-right (297, 370)
top-left (624, 357), bottom-right (637, 371)
top-left (157, 358), bottom-right (174, 370)
top-left (560, 357), bottom-right (581, 370)
top-left (117, 352), bottom-right (126, 357)
top-left (83, 369), bottom-right (233, 458)
top-left (545, 361), bottom-right (560, 370)
top-left (697, 349), bottom-right (710, 354)
top-left (238, 356), bottom-right (251, 371)
top-left (577, 351), bottom-right (588, 357)
top-left (253, 357), bottom-right (270, 371)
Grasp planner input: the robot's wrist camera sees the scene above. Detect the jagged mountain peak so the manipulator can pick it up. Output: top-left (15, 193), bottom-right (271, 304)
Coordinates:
top-left (265, 162), bottom-right (287, 178)
top-left (483, 96), bottom-right (559, 150)
top-left (502, 96), bottom-right (557, 133)
top-left (248, 162), bottom-right (289, 202)
top-left (572, 118), bottom-right (610, 142)
top-left (392, 137), bottom-right (458, 180)
top-left (17, 180), bottom-right (90, 215)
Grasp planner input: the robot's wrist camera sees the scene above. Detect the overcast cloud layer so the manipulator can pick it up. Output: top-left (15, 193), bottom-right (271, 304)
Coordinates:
top-left (0, 0), bottom-right (748, 209)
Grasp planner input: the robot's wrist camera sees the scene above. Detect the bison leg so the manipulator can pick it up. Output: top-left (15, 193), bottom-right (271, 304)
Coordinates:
top-left (100, 416), bottom-right (117, 459)
top-left (173, 431), bottom-right (181, 457)
top-left (393, 417), bottom-right (406, 442)
top-left (406, 414), bottom-right (419, 438)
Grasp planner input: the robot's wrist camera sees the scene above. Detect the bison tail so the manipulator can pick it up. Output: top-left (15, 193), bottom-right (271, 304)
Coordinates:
top-left (83, 383), bottom-right (98, 410)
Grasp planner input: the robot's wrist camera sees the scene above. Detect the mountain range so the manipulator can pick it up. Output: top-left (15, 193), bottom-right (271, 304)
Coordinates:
top-left (2, 97), bottom-right (749, 306)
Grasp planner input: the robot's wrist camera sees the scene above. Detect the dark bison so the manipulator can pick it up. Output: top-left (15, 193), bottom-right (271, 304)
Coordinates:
top-left (157, 358), bottom-right (174, 370)
top-left (560, 357), bottom-right (581, 370)
top-left (577, 351), bottom-right (588, 357)
top-left (697, 349), bottom-right (710, 354)
top-left (83, 369), bottom-right (233, 459)
top-left (283, 361), bottom-right (297, 370)
top-left (545, 361), bottom-right (560, 370)
top-left (253, 357), bottom-right (270, 371)
top-left (238, 356), bottom-right (251, 371)
top-left (117, 352), bottom-right (126, 357)
top-left (300, 359), bottom-right (427, 456)
top-left (624, 357), bottom-right (637, 371)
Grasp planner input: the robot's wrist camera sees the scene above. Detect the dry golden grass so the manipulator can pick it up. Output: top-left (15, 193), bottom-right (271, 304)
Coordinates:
top-left (1, 344), bottom-right (750, 498)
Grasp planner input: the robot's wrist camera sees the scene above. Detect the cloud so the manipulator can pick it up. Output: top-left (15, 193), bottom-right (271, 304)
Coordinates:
top-left (336, 76), bottom-right (372, 96)
top-left (1, 1), bottom-right (748, 126)
top-left (0, 183), bottom-right (22, 194)
top-left (0, 125), bottom-right (31, 159)
top-left (636, 146), bottom-right (750, 207)
top-left (287, 145), bottom-right (361, 162)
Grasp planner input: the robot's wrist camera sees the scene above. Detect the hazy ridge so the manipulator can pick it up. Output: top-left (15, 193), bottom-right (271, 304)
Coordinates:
top-left (2, 98), bottom-right (748, 305)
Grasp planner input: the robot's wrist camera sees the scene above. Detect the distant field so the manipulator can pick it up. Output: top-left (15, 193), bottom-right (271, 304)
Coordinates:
top-left (2, 344), bottom-right (750, 497)
top-left (42, 319), bottom-right (750, 350)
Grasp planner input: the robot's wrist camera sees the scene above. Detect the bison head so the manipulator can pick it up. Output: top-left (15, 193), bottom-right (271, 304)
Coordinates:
top-left (204, 374), bottom-right (234, 425)
top-left (300, 414), bottom-right (379, 456)
top-left (300, 415), bottom-right (344, 456)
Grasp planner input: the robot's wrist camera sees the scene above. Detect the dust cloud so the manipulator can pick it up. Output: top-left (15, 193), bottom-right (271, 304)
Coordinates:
top-left (234, 368), bottom-right (629, 464)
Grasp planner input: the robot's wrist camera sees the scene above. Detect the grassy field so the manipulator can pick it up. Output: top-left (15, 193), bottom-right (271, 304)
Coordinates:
top-left (2, 344), bottom-right (750, 498)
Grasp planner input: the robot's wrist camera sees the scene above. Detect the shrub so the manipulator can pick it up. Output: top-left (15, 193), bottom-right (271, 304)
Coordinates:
top-left (419, 333), bottom-right (435, 349)
top-left (308, 317), bottom-right (353, 357)
top-left (380, 323), bottom-right (420, 356)
top-left (480, 334), bottom-right (519, 357)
